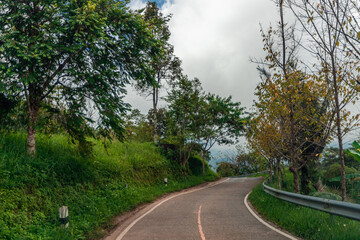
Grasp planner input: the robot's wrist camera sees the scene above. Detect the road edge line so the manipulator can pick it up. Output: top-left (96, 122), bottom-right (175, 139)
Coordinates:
top-left (116, 178), bottom-right (229, 240)
top-left (244, 191), bottom-right (298, 240)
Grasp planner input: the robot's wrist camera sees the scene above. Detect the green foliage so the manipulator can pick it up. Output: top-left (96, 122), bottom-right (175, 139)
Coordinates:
top-left (124, 109), bottom-right (153, 142)
top-left (165, 76), bottom-right (204, 165)
top-left (0, 133), bottom-right (217, 239)
top-left (165, 75), bottom-right (246, 168)
top-left (201, 94), bottom-right (246, 146)
top-left (321, 147), bottom-right (360, 171)
top-left (216, 162), bottom-right (239, 177)
top-left (249, 184), bottom-right (360, 240)
top-left (324, 163), bottom-right (342, 180)
top-left (235, 145), bottom-right (267, 175)
top-left (346, 141), bottom-right (360, 164)
top-left (310, 192), bottom-right (342, 201)
top-left (324, 163), bottom-right (358, 182)
top-left (188, 155), bottom-right (215, 176)
top-left (0, 0), bottom-right (162, 154)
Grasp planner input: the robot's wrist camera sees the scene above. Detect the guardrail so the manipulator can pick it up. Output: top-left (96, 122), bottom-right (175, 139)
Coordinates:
top-left (262, 182), bottom-right (360, 221)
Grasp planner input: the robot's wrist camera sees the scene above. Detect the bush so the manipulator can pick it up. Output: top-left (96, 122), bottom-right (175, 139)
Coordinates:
top-left (188, 155), bottom-right (213, 176)
top-left (324, 163), bottom-right (341, 180)
top-left (216, 162), bottom-right (238, 177)
top-left (310, 192), bottom-right (342, 201)
top-left (324, 163), bottom-right (358, 182)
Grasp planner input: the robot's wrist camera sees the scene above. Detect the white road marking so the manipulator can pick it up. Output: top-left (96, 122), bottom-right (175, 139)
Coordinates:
top-left (244, 191), bottom-right (298, 240)
top-left (116, 178), bottom-right (229, 240)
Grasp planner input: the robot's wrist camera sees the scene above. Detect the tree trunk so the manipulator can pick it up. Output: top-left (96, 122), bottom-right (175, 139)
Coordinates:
top-left (152, 85), bottom-right (158, 143)
top-left (277, 158), bottom-right (281, 190)
top-left (300, 165), bottom-right (310, 195)
top-left (27, 104), bottom-right (39, 156)
top-left (290, 166), bottom-right (300, 193)
top-left (202, 150), bottom-right (206, 176)
top-left (269, 161), bottom-right (273, 184)
top-left (293, 170), bottom-right (300, 193)
top-left (331, 56), bottom-right (347, 201)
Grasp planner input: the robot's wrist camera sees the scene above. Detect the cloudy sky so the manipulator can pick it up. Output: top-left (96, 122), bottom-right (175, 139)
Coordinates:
top-left (124, 0), bottom-right (281, 163)
top-left (126, 0), bottom-right (280, 112)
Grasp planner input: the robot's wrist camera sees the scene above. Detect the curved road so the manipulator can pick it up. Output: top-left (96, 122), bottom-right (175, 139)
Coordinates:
top-left (104, 177), bottom-right (295, 240)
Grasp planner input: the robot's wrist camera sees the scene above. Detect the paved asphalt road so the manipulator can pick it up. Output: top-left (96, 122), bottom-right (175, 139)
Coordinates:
top-left (104, 177), bottom-right (293, 240)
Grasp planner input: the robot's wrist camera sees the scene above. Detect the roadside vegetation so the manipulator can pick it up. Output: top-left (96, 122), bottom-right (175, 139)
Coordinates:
top-left (249, 184), bottom-right (360, 240)
top-left (0, 133), bottom-right (217, 239)
top-left (0, 1), bottom-right (243, 239)
top-left (246, 0), bottom-right (360, 204)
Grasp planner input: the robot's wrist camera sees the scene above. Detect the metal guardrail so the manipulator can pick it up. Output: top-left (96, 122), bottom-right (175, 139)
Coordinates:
top-left (262, 182), bottom-right (360, 221)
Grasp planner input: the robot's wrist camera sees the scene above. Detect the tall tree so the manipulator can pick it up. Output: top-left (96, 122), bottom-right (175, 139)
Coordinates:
top-left (135, 2), bottom-right (182, 143)
top-left (252, 17), bottom-right (335, 193)
top-left (165, 76), bottom-right (203, 166)
top-left (0, 0), bottom-right (161, 155)
top-left (287, 0), bottom-right (359, 200)
top-left (196, 94), bottom-right (246, 175)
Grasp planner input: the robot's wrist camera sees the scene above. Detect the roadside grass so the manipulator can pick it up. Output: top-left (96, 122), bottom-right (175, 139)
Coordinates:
top-left (0, 133), bottom-right (217, 239)
top-left (249, 184), bottom-right (360, 240)
top-left (252, 172), bottom-right (269, 178)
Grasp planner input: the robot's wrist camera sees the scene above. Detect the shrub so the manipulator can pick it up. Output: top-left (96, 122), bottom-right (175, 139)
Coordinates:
top-left (216, 162), bottom-right (238, 177)
top-left (188, 155), bottom-right (213, 176)
top-left (324, 163), bottom-right (358, 182)
top-left (310, 192), bottom-right (342, 201)
top-left (324, 163), bottom-right (341, 180)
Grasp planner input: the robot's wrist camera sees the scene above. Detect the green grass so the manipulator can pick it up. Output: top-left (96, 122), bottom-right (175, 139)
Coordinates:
top-left (249, 183), bottom-right (360, 240)
top-left (0, 133), bottom-right (218, 239)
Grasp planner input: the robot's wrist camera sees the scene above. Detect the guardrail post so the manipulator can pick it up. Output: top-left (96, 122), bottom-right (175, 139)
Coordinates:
top-left (330, 214), bottom-right (334, 224)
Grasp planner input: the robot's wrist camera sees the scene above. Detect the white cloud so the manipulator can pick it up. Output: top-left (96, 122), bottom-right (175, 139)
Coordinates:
top-left (126, 0), bottom-right (279, 112)
top-left (124, 0), bottom-right (280, 158)
top-left (128, 0), bottom-right (146, 10)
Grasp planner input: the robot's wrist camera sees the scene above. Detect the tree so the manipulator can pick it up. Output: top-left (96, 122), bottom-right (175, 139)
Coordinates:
top-left (165, 76), bottom-right (203, 166)
top-left (329, 0), bottom-right (360, 74)
top-left (0, 0), bottom-right (161, 155)
top-left (196, 94), bottom-right (246, 175)
top-left (287, 0), bottom-right (360, 200)
top-left (147, 107), bottom-right (168, 139)
top-left (234, 145), bottom-right (267, 175)
top-left (134, 2), bottom-right (182, 143)
top-left (124, 109), bottom-right (153, 142)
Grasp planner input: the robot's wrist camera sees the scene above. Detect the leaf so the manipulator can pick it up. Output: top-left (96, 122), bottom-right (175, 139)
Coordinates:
top-left (352, 141), bottom-right (360, 151)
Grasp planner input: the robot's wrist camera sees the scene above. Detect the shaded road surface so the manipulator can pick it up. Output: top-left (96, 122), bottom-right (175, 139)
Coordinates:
top-left (104, 177), bottom-right (293, 240)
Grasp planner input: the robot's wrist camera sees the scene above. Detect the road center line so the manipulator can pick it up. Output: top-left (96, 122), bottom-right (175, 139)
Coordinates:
top-left (115, 178), bottom-right (229, 240)
top-left (197, 205), bottom-right (206, 240)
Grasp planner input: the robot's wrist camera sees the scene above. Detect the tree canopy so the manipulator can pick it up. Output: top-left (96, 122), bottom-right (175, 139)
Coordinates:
top-left (0, 0), bottom-right (163, 154)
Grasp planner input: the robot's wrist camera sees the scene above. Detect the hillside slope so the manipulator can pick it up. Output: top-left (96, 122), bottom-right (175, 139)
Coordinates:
top-left (0, 133), bottom-right (217, 239)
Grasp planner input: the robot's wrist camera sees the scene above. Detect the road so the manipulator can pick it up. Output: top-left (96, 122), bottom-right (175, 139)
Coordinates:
top-left (104, 177), bottom-right (296, 240)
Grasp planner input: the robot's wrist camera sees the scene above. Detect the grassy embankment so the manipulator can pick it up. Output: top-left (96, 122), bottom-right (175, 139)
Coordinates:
top-left (249, 180), bottom-right (360, 240)
top-left (0, 133), bottom-right (218, 239)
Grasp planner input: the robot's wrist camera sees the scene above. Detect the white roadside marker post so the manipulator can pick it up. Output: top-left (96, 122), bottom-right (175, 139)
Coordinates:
top-left (164, 178), bottom-right (168, 186)
top-left (59, 206), bottom-right (69, 228)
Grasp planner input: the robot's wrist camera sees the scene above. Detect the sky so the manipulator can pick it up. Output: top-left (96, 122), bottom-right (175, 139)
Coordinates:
top-left (124, 0), bottom-right (280, 166)
top-left (122, 0), bottom-right (360, 168)
top-left (126, 0), bottom-right (279, 112)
